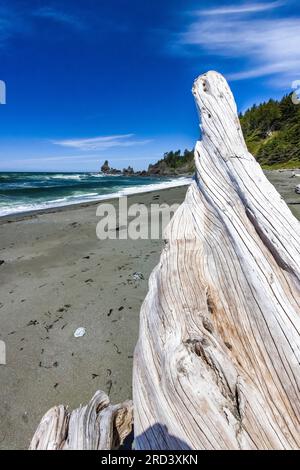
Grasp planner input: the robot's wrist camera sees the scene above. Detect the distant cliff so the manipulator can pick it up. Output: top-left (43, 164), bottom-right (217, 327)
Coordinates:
top-left (146, 149), bottom-right (194, 176)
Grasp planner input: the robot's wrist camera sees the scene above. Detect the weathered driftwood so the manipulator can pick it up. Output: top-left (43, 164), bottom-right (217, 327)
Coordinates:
top-left (133, 71), bottom-right (300, 450)
top-left (29, 391), bottom-right (133, 450)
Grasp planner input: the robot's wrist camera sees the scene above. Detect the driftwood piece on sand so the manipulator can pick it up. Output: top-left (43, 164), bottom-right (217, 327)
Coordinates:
top-left (133, 71), bottom-right (300, 450)
top-left (29, 391), bottom-right (133, 450)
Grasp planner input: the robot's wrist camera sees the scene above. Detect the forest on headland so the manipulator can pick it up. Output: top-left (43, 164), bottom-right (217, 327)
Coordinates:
top-left (102, 93), bottom-right (300, 176)
top-left (165, 93), bottom-right (300, 173)
top-left (239, 93), bottom-right (300, 169)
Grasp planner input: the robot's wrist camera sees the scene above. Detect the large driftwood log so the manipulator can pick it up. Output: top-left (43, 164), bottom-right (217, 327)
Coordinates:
top-left (133, 71), bottom-right (300, 450)
top-left (29, 391), bottom-right (133, 450)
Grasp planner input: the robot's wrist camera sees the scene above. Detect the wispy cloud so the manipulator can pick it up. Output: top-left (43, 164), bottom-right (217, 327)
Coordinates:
top-left (52, 134), bottom-right (152, 151)
top-left (0, 18), bottom-right (12, 45)
top-left (0, 5), bottom-right (85, 47)
top-left (0, 6), bottom-right (29, 47)
top-left (32, 6), bottom-right (85, 30)
top-left (173, 1), bottom-right (300, 84)
top-left (7, 154), bottom-right (152, 165)
top-left (197, 1), bottom-right (284, 16)
top-left (6, 154), bottom-right (100, 164)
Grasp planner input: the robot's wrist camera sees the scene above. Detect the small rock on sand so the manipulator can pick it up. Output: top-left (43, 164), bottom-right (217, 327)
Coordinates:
top-left (132, 272), bottom-right (144, 281)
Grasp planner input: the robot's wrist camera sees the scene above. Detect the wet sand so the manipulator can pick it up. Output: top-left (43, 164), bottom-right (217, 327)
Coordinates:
top-left (0, 171), bottom-right (299, 449)
top-left (0, 185), bottom-right (188, 450)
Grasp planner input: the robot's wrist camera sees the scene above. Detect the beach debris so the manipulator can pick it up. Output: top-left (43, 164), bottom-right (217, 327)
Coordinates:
top-left (44, 324), bottom-right (54, 333)
top-left (0, 260), bottom-right (5, 266)
top-left (27, 320), bottom-right (39, 327)
top-left (39, 362), bottom-right (51, 369)
top-left (74, 327), bottom-right (86, 338)
top-left (113, 343), bottom-right (121, 354)
top-left (39, 361), bottom-right (59, 369)
top-left (295, 184), bottom-right (300, 194)
top-left (132, 272), bottom-right (144, 281)
top-left (106, 379), bottom-right (113, 395)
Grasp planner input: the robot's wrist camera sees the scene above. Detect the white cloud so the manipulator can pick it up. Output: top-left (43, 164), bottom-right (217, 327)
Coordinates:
top-left (197, 1), bottom-right (284, 16)
top-left (52, 134), bottom-right (152, 151)
top-left (175, 1), bottom-right (300, 84)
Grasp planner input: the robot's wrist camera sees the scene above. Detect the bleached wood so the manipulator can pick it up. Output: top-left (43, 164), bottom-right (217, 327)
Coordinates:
top-left (29, 391), bottom-right (133, 450)
top-left (133, 71), bottom-right (300, 450)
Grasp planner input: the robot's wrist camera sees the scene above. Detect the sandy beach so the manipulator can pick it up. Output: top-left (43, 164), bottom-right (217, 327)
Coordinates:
top-left (0, 170), bottom-right (299, 450)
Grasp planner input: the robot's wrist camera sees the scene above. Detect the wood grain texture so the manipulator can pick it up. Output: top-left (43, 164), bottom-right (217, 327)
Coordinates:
top-left (133, 71), bottom-right (300, 450)
top-left (29, 391), bottom-right (133, 450)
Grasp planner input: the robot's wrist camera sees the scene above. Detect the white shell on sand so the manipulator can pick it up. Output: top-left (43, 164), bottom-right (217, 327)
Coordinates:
top-left (74, 327), bottom-right (86, 338)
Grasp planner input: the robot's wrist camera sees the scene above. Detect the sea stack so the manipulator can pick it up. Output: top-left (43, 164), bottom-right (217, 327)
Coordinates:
top-left (100, 160), bottom-right (110, 174)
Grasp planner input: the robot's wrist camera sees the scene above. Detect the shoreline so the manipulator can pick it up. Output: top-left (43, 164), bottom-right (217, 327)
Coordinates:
top-left (0, 184), bottom-right (190, 224)
top-left (0, 176), bottom-right (192, 221)
top-left (1, 168), bottom-right (299, 223)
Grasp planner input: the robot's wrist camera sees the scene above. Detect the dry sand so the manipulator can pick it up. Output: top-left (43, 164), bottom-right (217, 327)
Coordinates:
top-left (0, 171), bottom-right (299, 449)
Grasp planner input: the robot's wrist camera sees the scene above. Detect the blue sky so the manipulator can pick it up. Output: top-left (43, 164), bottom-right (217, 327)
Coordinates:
top-left (0, 0), bottom-right (299, 172)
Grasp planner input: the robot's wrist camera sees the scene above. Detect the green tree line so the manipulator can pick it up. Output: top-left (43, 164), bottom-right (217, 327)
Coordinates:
top-left (239, 93), bottom-right (300, 169)
top-left (153, 93), bottom-right (300, 172)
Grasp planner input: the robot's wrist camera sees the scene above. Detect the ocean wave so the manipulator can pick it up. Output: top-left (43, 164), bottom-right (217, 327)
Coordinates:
top-left (50, 174), bottom-right (89, 180)
top-left (0, 177), bottom-right (192, 217)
